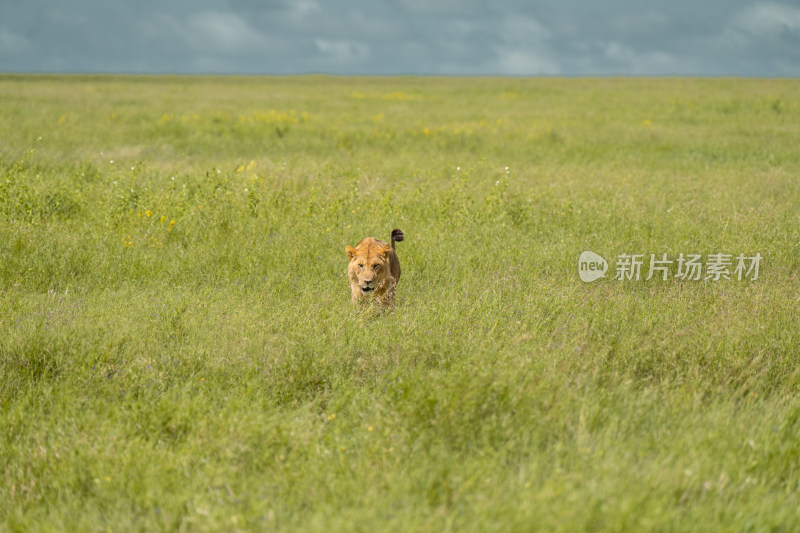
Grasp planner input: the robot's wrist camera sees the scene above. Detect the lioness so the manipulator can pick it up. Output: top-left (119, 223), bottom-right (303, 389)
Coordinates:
top-left (346, 229), bottom-right (404, 306)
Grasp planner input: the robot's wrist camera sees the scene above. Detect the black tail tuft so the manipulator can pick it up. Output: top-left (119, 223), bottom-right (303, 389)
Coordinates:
top-left (391, 229), bottom-right (404, 247)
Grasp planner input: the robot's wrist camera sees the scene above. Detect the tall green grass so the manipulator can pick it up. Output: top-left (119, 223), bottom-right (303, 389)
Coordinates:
top-left (1, 75), bottom-right (799, 531)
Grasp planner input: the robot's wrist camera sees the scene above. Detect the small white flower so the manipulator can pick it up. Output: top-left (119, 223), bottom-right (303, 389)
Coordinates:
top-left (171, 176), bottom-right (175, 180)
top-left (113, 180), bottom-right (117, 184)
top-left (131, 166), bottom-right (135, 171)
top-left (456, 166), bottom-right (460, 171)
top-left (110, 160), bottom-right (114, 164)
top-left (244, 187), bottom-right (248, 192)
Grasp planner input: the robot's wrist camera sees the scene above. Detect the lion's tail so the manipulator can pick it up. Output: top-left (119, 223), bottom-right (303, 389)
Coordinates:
top-left (391, 229), bottom-right (404, 249)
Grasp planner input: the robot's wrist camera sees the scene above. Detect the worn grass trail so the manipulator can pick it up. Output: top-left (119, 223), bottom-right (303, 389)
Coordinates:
top-left (1, 75), bottom-right (799, 531)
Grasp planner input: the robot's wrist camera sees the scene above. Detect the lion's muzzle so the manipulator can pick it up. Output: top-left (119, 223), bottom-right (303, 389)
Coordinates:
top-left (360, 283), bottom-right (376, 294)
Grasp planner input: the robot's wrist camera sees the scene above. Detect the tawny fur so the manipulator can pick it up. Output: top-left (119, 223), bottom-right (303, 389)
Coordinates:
top-left (346, 229), bottom-right (404, 306)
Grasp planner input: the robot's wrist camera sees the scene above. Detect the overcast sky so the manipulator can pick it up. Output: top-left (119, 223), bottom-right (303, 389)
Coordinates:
top-left (1, 0), bottom-right (799, 76)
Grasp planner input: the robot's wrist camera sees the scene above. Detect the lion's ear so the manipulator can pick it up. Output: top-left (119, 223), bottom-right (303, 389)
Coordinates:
top-left (379, 244), bottom-right (392, 257)
top-left (346, 245), bottom-right (357, 260)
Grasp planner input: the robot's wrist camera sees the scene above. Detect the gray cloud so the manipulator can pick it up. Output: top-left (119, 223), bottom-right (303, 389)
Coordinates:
top-left (314, 38), bottom-right (371, 64)
top-left (733, 2), bottom-right (800, 36)
top-left (0, 28), bottom-right (31, 56)
top-left (0, 0), bottom-right (798, 75)
top-left (143, 11), bottom-right (283, 56)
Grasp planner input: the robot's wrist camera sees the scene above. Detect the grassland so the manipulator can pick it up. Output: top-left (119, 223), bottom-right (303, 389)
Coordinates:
top-left (1, 74), bottom-right (799, 531)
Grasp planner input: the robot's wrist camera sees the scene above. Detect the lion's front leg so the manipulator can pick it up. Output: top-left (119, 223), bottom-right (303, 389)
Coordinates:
top-left (350, 282), bottom-right (364, 304)
top-left (376, 278), bottom-right (397, 307)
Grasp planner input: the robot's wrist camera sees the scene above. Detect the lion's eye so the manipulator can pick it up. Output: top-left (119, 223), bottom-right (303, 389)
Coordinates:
top-left (373, 264), bottom-right (380, 270)
top-left (358, 263), bottom-right (364, 269)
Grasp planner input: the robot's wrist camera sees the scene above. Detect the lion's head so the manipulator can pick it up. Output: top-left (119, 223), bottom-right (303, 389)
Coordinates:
top-left (346, 238), bottom-right (393, 296)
